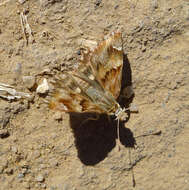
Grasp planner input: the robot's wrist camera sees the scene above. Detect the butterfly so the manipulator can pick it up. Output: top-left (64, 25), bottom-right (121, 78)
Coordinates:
top-left (49, 32), bottom-right (131, 146)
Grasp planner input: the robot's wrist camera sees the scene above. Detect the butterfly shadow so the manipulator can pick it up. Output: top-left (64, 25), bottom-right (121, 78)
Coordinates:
top-left (69, 54), bottom-right (136, 165)
top-left (70, 113), bottom-right (136, 165)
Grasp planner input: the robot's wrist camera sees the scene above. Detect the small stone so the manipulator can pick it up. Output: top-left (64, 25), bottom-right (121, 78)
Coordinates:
top-left (5, 168), bottom-right (13, 175)
top-left (36, 174), bottom-right (45, 182)
top-left (38, 68), bottom-right (51, 75)
top-left (21, 168), bottom-right (28, 174)
top-left (95, 0), bottom-right (102, 7)
top-left (141, 45), bottom-right (146, 52)
top-left (36, 78), bottom-right (49, 94)
top-left (114, 5), bottom-right (119, 9)
top-left (49, 159), bottom-right (58, 167)
top-left (0, 129), bottom-right (10, 138)
top-left (129, 103), bottom-right (138, 113)
top-left (62, 6), bottom-right (67, 13)
top-left (169, 81), bottom-right (177, 90)
top-left (28, 150), bottom-right (41, 160)
top-left (20, 160), bottom-right (29, 168)
top-left (77, 50), bottom-right (81, 55)
top-left (41, 183), bottom-right (47, 189)
top-left (168, 154), bottom-right (172, 158)
top-left (23, 182), bottom-right (30, 189)
top-left (18, 173), bottom-right (24, 178)
top-left (22, 76), bottom-right (36, 89)
top-left (151, 0), bottom-right (158, 10)
top-left (66, 54), bottom-right (73, 61)
top-left (53, 112), bottom-right (62, 121)
top-left (39, 164), bottom-right (46, 169)
top-left (23, 7), bottom-right (29, 14)
top-left (11, 146), bottom-right (18, 154)
top-left (18, 0), bottom-right (26, 4)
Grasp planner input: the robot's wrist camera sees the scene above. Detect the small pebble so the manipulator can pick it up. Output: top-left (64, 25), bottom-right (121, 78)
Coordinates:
top-left (28, 150), bottom-right (41, 160)
top-left (39, 68), bottom-right (51, 75)
top-left (151, 0), bottom-right (158, 10)
top-left (22, 76), bottom-right (36, 89)
top-left (49, 159), bottom-right (59, 167)
top-left (20, 160), bottom-right (29, 168)
top-left (0, 129), bottom-right (10, 138)
top-left (141, 45), bottom-right (146, 52)
top-left (41, 183), bottom-right (47, 189)
top-left (77, 50), bottom-right (81, 55)
top-left (129, 103), bottom-right (138, 113)
top-left (18, 173), bottom-right (24, 178)
top-left (53, 112), bottom-right (62, 121)
top-left (18, 0), bottom-right (26, 4)
top-left (21, 168), bottom-right (28, 174)
top-left (11, 146), bottom-right (18, 154)
top-left (168, 154), bottom-right (172, 158)
top-left (5, 168), bottom-right (13, 175)
top-left (36, 174), bottom-right (45, 182)
top-left (114, 5), bottom-right (119, 9)
top-left (95, 0), bottom-right (102, 7)
top-left (23, 182), bottom-right (30, 189)
top-left (36, 78), bottom-right (49, 94)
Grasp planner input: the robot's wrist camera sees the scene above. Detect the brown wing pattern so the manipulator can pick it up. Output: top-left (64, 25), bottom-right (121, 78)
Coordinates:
top-left (49, 74), bottom-right (105, 113)
top-left (89, 32), bottom-right (123, 99)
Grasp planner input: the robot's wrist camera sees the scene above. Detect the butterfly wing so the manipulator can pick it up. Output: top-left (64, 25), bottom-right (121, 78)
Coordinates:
top-left (49, 66), bottom-right (119, 114)
top-left (89, 32), bottom-right (123, 99)
top-left (49, 32), bottom-right (123, 114)
top-left (49, 73), bottom-right (105, 113)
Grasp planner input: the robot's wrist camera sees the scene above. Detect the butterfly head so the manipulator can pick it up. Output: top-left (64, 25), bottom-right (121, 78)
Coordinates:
top-left (115, 106), bottom-right (128, 121)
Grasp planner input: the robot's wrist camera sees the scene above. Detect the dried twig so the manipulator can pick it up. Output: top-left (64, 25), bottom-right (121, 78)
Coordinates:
top-left (0, 82), bottom-right (31, 100)
top-left (20, 12), bottom-right (35, 45)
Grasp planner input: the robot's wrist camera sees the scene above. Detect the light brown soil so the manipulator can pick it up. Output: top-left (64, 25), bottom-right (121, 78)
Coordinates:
top-left (0, 0), bottom-right (189, 190)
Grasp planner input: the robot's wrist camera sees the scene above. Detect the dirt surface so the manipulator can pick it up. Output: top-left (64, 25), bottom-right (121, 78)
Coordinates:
top-left (0, 0), bottom-right (189, 189)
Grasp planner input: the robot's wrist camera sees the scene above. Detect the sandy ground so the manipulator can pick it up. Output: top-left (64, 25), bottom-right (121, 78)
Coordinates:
top-left (0, 0), bottom-right (189, 189)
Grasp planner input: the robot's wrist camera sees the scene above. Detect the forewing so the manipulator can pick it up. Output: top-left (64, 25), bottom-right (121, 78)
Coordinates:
top-left (89, 32), bottom-right (123, 99)
top-left (49, 73), bottom-right (105, 113)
